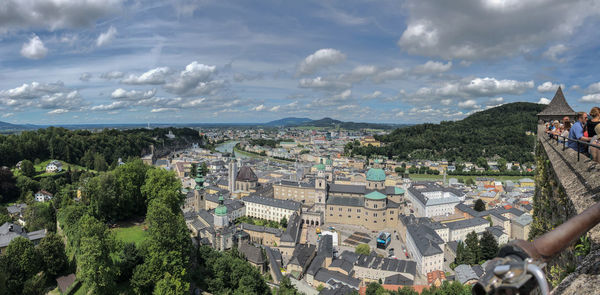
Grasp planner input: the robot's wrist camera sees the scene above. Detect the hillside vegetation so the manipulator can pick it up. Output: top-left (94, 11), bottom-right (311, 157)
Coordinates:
top-left (347, 102), bottom-right (545, 163)
top-left (0, 127), bottom-right (205, 168)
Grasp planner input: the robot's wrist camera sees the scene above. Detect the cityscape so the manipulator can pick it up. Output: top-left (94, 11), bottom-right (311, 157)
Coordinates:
top-left (1, 1), bottom-right (600, 295)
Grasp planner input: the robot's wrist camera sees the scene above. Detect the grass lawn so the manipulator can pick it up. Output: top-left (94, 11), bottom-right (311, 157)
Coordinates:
top-left (112, 224), bottom-right (148, 247)
top-left (12, 159), bottom-right (93, 178)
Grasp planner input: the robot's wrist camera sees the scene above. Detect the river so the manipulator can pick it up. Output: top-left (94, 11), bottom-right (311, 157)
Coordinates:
top-left (215, 140), bottom-right (249, 159)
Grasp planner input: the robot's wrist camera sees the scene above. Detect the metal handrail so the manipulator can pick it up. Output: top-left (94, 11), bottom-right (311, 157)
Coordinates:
top-left (545, 131), bottom-right (600, 161)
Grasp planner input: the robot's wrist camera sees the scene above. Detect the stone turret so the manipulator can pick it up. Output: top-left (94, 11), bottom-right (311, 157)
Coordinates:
top-left (214, 195), bottom-right (228, 228)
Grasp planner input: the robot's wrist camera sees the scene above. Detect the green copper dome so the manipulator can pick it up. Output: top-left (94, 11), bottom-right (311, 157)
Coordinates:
top-left (215, 204), bottom-right (227, 216)
top-left (314, 163), bottom-right (325, 171)
top-left (366, 168), bottom-right (386, 182)
top-left (365, 191), bottom-right (387, 200)
top-left (215, 195), bottom-right (227, 216)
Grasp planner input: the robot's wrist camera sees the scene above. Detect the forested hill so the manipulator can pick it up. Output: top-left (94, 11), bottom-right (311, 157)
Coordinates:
top-left (0, 127), bottom-right (206, 168)
top-left (346, 102), bottom-right (545, 163)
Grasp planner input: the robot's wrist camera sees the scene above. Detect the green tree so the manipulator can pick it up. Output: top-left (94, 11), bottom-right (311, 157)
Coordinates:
top-left (454, 241), bottom-right (466, 266)
top-left (0, 236), bottom-right (41, 294)
top-left (20, 160), bottom-right (35, 177)
top-left (84, 172), bottom-right (118, 221)
top-left (366, 282), bottom-right (384, 295)
top-left (479, 231), bottom-right (499, 261)
top-left (79, 236), bottom-right (116, 294)
top-left (465, 177), bottom-right (475, 186)
top-left (23, 202), bottom-right (56, 232)
top-left (276, 276), bottom-right (299, 295)
top-left (0, 167), bottom-right (18, 203)
top-left (497, 158), bottom-right (507, 172)
top-left (15, 175), bottom-right (39, 199)
top-left (114, 159), bottom-right (150, 218)
top-left (465, 231), bottom-right (480, 265)
top-left (141, 168), bottom-right (181, 207)
top-left (153, 272), bottom-right (189, 295)
top-left (117, 242), bottom-right (143, 282)
top-left (474, 199), bottom-right (486, 212)
top-left (37, 233), bottom-right (68, 277)
top-left (93, 152), bottom-right (108, 171)
top-left (355, 243), bottom-right (370, 255)
top-left (280, 216), bottom-right (288, 228)
top-left (398, 286), bottom-right (419, 295)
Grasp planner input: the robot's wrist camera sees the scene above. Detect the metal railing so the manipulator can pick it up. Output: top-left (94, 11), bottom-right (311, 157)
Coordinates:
top-left (545, 131), bottom-right (600, 161)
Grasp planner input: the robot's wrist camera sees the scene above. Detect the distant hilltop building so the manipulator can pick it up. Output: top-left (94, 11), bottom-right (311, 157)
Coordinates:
top-left (360, 136), bottom-right (381, 147)
top-left (537, 86), bottom-right (577, 123)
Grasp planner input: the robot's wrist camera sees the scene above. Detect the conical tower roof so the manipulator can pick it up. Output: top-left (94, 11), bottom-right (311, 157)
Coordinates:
top-left (537, 86), bottom-right (576, 116)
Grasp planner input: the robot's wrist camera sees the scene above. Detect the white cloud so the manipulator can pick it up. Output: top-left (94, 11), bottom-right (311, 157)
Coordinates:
top-left (90, 101), bottom-right (130, 111)
top-left (100, 71), bottom-right (124, 80)
top-left (543, 44), bottom-right (568, 62)
top-left (372, 67), bottom-right (406, 83)
top-left (397, 0), bottom-right (600, 60)
top-left (151, 108), bottom-right (178, 113)
top-left (462, 78), bottom-right (534, 97)
top-left (404, 77), bottom-right (533, 104)
top-left (2, 113), bottom-right (14, 118)
top-left (269, 105), bottom-right (281, 112)
top-left (458, 99), bottom-right (480, 109)
top-left (297, 49), bottom-right (346, 75)
top-left (39, 91), bottom-right (84, 110)
top-left (489, 97), bottom-right (504, 103)
top-left (111, 88), bottom-right (156, 100)
top-left (585, 82), bottom-right (600, 94)
top-left (440, 99), bottom-right (452, 105)
top-left (537, 81), bottom-right (563, 93)
top-left (298, 76), bottom-right (351, 91)
top-left (412, 60), bottom-right (452, 74)
top-left (48, 109), bottom-right (69, 114)
top-left (580, 94), bottom-right (600, 102)
top-left (363, 91), bottom-right (382, 99)
top-left (79, 73), bottom-right (92, 81)
top-left (122, 67), bottom-right (171, 85)
top-left (538, 97), bottom-right (551, 104)
top-left (252, 104), bottom-right (265, 111)
top-left (20, 35), bottom-right (48, 59)
top-left (96, 26), bottom-right (117, 47)
top-left (333, 89), bottom-right (352, 100)
top-left (165, 62), bottom-right (221, 96)
top-left (0, 0), bottom-right (123, 32)
top-left (1, 81), bottom-right (66, 100)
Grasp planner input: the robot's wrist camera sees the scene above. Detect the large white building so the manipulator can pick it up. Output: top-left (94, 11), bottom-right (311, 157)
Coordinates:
top-left (45, 160), bottom-right (62, 173)
top-left (446, 217), bottom-right (489, 242)
top-left (243, 195), bottom-right (302, 222)
top-left (406, 184), bottom-right (462, 218)
top-left (406, 223), bottom-right (445, 275)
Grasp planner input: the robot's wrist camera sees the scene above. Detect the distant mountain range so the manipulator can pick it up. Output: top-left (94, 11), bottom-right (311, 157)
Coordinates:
top-left (264, 117), bottom-right (401, 129)
top-left (0, 121), bottom-right (36, 133)
top-left (262, 117), bottom-right (312, 126)
top-left (0, 117), bottom-right (402, 133)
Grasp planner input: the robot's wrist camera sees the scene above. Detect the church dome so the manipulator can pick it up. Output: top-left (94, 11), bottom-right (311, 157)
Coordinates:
top-left (366, 168), bottom-right (386, 182)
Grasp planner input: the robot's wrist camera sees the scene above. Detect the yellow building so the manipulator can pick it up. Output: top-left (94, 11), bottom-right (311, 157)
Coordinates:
top-left (359, 136), bottom-right (381, 147)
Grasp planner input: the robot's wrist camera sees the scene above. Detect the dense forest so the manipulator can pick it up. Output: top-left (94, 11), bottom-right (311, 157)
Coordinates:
top-left (0, 160), bottom-right (297, 294)
top-left (0, 127), bottom-right (206, 168)
top-left (346, 102), bottom-right (544, 163)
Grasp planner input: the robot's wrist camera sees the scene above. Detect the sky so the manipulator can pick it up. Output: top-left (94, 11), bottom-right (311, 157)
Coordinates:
top-left (1, 0), bottom-right (600, 125)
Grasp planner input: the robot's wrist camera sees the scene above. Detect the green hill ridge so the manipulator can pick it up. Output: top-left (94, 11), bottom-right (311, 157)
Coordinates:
top-left (346, 102), bottom-right (545, 163)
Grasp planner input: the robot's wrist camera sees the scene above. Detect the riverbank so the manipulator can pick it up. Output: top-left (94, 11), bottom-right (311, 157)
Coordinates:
top-left (233, 144), bottom-right (295, 164)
